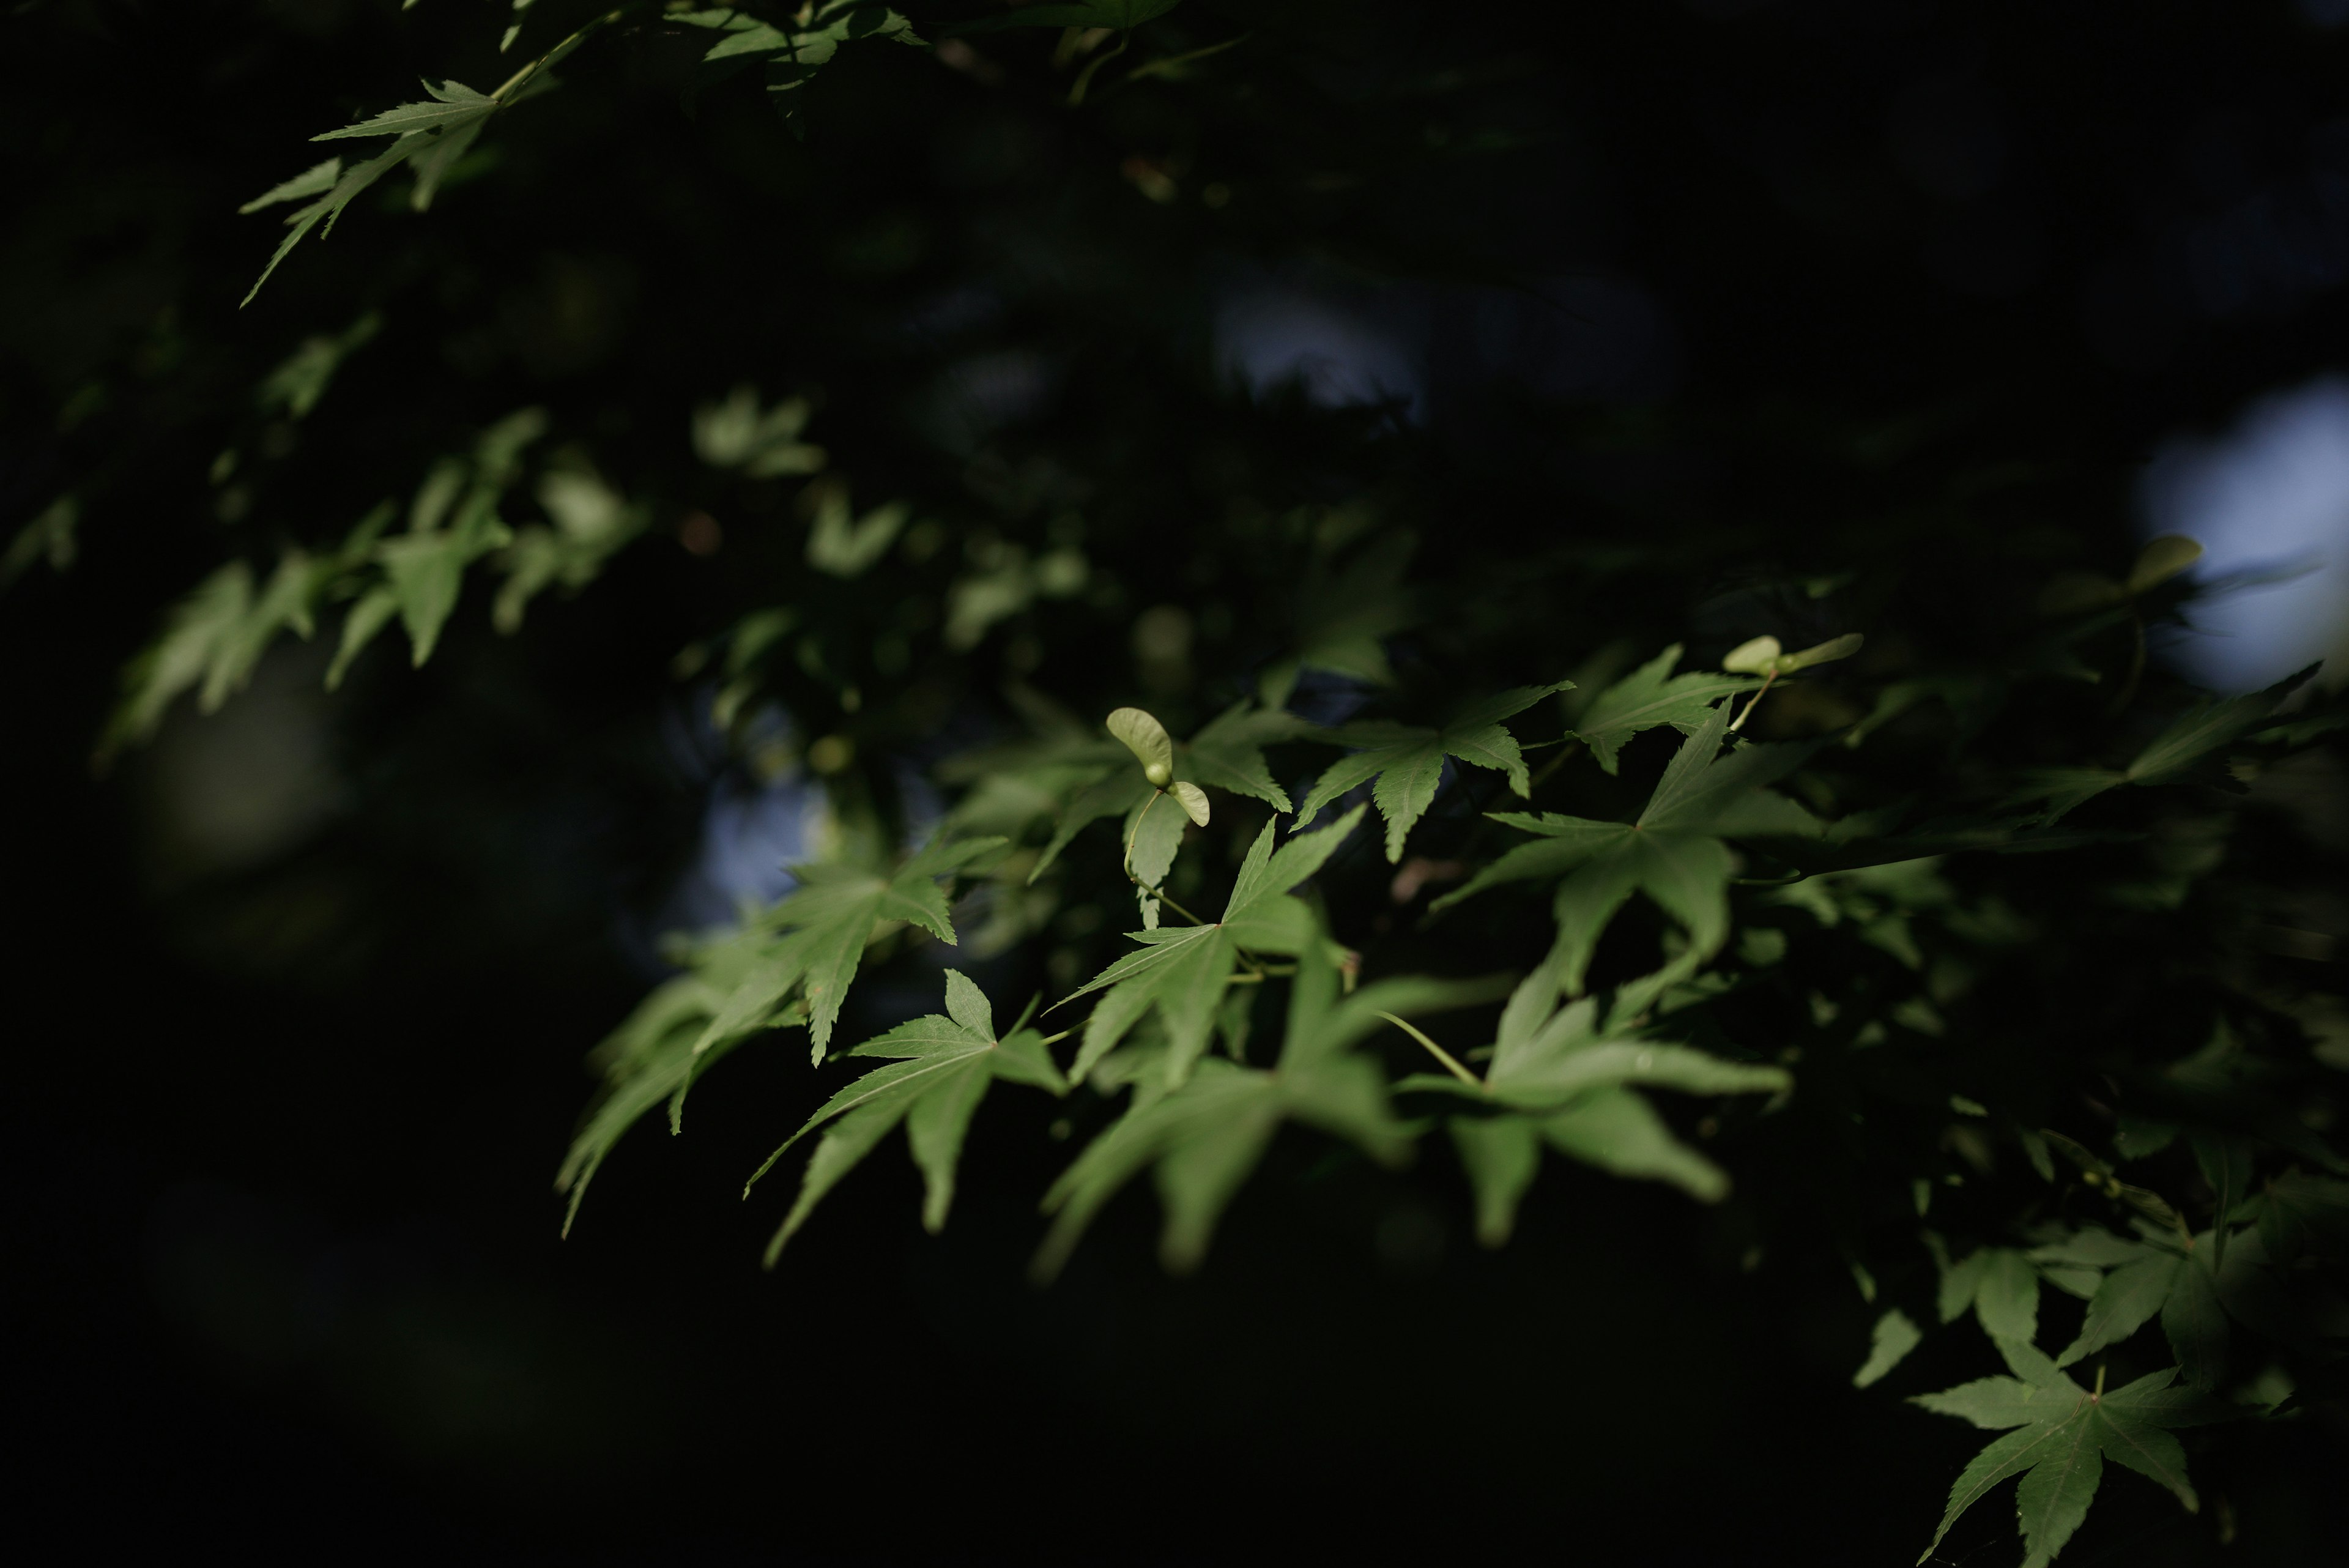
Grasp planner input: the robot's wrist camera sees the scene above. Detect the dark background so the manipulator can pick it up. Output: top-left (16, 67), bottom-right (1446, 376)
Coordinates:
top-left (7, 1), bottom-right (2349, 1561)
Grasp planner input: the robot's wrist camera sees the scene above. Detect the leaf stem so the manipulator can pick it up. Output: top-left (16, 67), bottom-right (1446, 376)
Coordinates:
top-left (1525, 735), bottom-right (1583, 792)
top-left (1729, 670), bottom-right (1779, 734)
top-left (1124, 31), bottom-right (1254, 84)
top-left (493, 5), bottom-right (636, 103)
top-left (1376, 1010), bottom-right (1482, 1090)
top-left (1152, 887), bottom-right (1210, 926)
top-left (1068, 32), bottom-right (1129, 105)
top-left (1123, 789), bottom-right (1160, 880)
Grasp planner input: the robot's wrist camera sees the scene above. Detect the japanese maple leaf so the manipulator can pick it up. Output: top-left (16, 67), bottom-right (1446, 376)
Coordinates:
top-left (1912, 1338), bottom-right (2235, 1567)
top-left (1054, 806), bottom-right (1369, 1089)
top-left (2010, 666), bottom-right (2317, 823)
top-left (1293, 681), bottom-right (1572, 861)
top-left (1432, 699), bottom-right (1820, 991)
top-left (1571, 643), bottom-right (1762, 774)
top-left (1389, 948), bottom-right (1788, 1244)
top-left (1033, 930), bottom-right (1500, 1279)
top-left (554, 921), bottom-right (787, 1235)
top-left (690, 834), bottom-right (1004, 1065)
top-left (2052, 1226), bottom-right (2314, 1391)
top-left (743, 970), bottom-right (1065, 1263)
top-left (677, 4), bottom-right (924, 133)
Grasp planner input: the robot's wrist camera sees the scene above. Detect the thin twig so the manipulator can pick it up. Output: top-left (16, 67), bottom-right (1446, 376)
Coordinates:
top-left (1376, 1011), bottom-right (1482, 1090)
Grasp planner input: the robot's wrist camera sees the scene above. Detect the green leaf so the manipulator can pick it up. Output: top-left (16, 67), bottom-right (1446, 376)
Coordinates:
top-left (237, 157), bottom-right (342, 214)
top-left (256, 311), bottom-right (380, 420)
top-left (806, 492), bottom-right (909, 578)
top-left (1294, 682), bottom-right (1572, 861)
top-left (2056, 1249), bottom-right (2176, 1367)
top-left (407, 117), bottom-right (484, 211)
top-left (2190, 1131), bottom-right (2254, 1264)
top-left (1415, 954), bottom-right (1786, 1241)
top-left (311, 80), bottom-right (497, 141)
top-left (1855, 1308), bottom-right (1923, 1388)
top-left (1031, 767), bottom-right (1154, 878)
top-left (681, 3), bottom-right (924, 132)
top-left (1571, 644), bottom-right (1762, 774)
top-left (102, 563), bottom-right (253, 754)
top-left (327, 587), bottom-right (399, 691)
top-left (0, 494), bottom-right (78, 591)
top-left (494, 467), bottom-right (649, 633)
top-left (744, 969), bottom-right (1066, 1261)
top-left (2127, 672), bottom-right (2314, 782)
top-left (1913, 1343), bottom-right (2224, 1567)
top-left (1124, 789), bottom-right (1189, 886)
top-left (691, 385), bottom-right (823, 473)
top-left (690, 835), bottom-right (1004, 1065)
top-left (1449, 1115), bottom-right (1539, 1246)
top-left (2161, 1250), bottom-right (2228, 1391)
top-left (1974, 1248), bottom-right (2042, 1343)
top-left (1058, 808), bottom-right (1367, 1088)
top-left (554, 929), bottom-right (784, 1234)
top-left (2249, 1170), bottom-right (2349, 1264)
top-left (2013, 666), bottom-right (2318, 821)
top-left (1434, 701), bottom-right (1819, 991)
top-left (243, 25), bottom-right (599, 303)
top-left (240, 136), bottom-right (423, 307)
top-left (1038, 924), bottom-right (1477, 1279)
top-left (1181, 702), bottom-right (1305, 809)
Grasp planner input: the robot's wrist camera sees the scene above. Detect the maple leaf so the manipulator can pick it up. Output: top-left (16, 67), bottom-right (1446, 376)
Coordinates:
top-left (688, 834), bottom-right (1006, 1068)
top-left (1433, 699), bottom-right (1822, 991)
top-left (332, 408), bottom-right (551, 677)
top-left (1055, 806), bottom-right (1372, 1089)
top-left (1913, 1339), bottom-right (2236, 1567)
top-left (2009, 664), bottom-right (2318, 822)
top-left (1389, 948), bottom-right (1788, 1244)
top-left (1033, 928), bottom-right (1500, 1279)
top-left (2248, 1169), bottom-right (2349, 1263)
top-left (1930, 1241), bottom-right (2050, 1344)
top-left (2049, 1226), bottom-right (2314, 1391)
top-left (553, 924), bottom-right (786, 1235)
top-left (241, 81), bottom-right (501, 305)
top-left (676, 4), bottom-right (924, 133)
top-left (1571, 643), bottom-right (1762, 774)
top-left (1293, 682), bottom-right (1572, 861)
top-left (743, 970), bottom-right (1066, 1262)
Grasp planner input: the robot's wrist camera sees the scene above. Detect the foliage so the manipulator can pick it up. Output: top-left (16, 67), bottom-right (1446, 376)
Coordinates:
top-left (18, 3), bottom-right (2349, 1562)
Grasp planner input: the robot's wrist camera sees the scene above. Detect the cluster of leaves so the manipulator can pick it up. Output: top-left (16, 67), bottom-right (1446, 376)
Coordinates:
top-left (24, 4), bottom-right (2349, 1564)
top-left (98, 406), bottom-right (648, 759)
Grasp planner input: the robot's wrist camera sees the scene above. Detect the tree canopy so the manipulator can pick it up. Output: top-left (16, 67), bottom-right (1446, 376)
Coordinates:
top-left (9, 2), bottom-right (2349, 1562)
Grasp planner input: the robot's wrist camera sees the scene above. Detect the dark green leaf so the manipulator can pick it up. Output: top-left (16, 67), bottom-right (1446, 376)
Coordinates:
top-left (745, 970), bottom-right (1066, 1261)
top-left (1570, 644), bottom-right (1761, 774)
top-left (1914, 1342), bottom-right (2216, 1567)
top-left (1295, 682), bottom-right (1570, 861)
